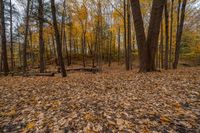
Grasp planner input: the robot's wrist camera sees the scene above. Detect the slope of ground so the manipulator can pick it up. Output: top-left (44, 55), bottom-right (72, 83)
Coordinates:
top-left (0, 67), bottom-right (200, 132)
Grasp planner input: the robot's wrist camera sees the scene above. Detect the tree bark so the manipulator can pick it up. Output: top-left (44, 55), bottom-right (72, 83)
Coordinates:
top-left (117, 27), bottom-right (121, 64)
top-left (108, 32), bottom-right (112, 67)
top-left (38, 0), bottom-right (45, 73)
top-left (146, 0), bottom-right (166, 71)
top-left (10, 0), bottom-right (14, 71)
top-left (127, 0), bottom-right (132, 70)
top-left (0, 0), bottom-right (9, 75)
top-left (69, 16), bottom-right (72, 65)
top-left (169, 0), bottom-right (174, 68)
top-left (50, 0), bottom-right (67, 77)
top-left (23, 0), bottom-right (31, 72)
top-left (164, 3), bottom-right (169, 70)
top-left (124, 0), bottom-right (128, 70)
top-left (160, 21), bottom-right (164, 68)
top-left (173, 0), bottom-right (187, 69)
top-left (130, 0), bottom-right (147, 72)
top-left (131, 0), bottom-right (165, 72)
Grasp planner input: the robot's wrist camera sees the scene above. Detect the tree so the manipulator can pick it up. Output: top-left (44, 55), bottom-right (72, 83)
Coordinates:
top-left (160, 21), bottom-right (164, 68)
top-left (10, 0), bottom-right (14, 71)
top-left (38, 0), bottom-right (45, 73)
top-left (130, 0), bottom-right (166, 72)
top-left (127, 0), bottom-right (132, 70)
top-left (50, 0), bottom-right (67, 77)
top-left (130, 0), bottom-right (147, 72)
top-left (124, 0), bottom-right (128, 70)
top-left (169, 0), bottom-right (174, 68)
top-left (0, 0), bottom-right (9, 75)
top-left (164, 3), bottom-right (169, 70)
top-left (146, 0), bottom-right (166, 71)
top-left (173, 0), bottom-right (187, 69)
top-left (23, 0), bottom-right (31, 72)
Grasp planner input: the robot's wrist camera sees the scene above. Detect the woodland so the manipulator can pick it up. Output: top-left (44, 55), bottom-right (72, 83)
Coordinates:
top-left (0, 0), bottom-right (200, 132)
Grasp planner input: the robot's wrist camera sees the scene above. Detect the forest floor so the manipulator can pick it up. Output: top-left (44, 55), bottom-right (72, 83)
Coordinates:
top-left (0, 66), bottom-right (200, 133)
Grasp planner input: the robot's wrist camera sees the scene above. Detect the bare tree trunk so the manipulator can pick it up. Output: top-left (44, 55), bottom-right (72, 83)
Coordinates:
top-left (130, 0), bottom-right (147, 72)
top-left (82, 32), bottom-right (86, 67)
top-left (51, 0), bottom-right (67, 77)
top-left (0, 53), bottom-right (3, 72)
top-left (38, 0), bottom-right (45, 73)
top-left (173, 0), bottom-right (187, 69)
top-left (10, 0), bottom-right (14, 71)
top-left (108, 32), bottom-right (112, 67)
top-left (160, 21), bottom-right (164, 68)
top-left (18, 34), bottom-right (22, 67)
top-left (131, 0), bottom-right (165, 72)
top-left (164, 3), bottom-right (169, 70)
top-left (127, 0), bottom-right (132, 70)
top-left (0, 0), bottom-right (9, 75)
top-left (169, 0), bottom-right (174, 68)
top-left (156, 47), bottom-right (159, 68)
top-left (146, 0), bottom-right (166, 71)
top-left (51, 33), bottom-right (57, 62)
top-left (29, 29), bottom-right (34, 67)
top-left (124, 0), bottom-right (128, 70)
top-left (23, 0), bottom-right (30, 72)
top-left (69, 18), bottom-right (72, 65)
top-left (117, 27), bottom-right (121, 64)
top-left (63, 25), bottom-right (70, 66)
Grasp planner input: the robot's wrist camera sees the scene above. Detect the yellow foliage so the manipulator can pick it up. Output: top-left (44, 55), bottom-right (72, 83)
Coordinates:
top-left (78, 5), bottom-right (88, 20)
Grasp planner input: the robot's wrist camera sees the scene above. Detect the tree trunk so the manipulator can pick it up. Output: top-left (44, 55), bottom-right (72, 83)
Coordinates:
top-left (29, 29), bottom-right (34, 67)
top-left (108, 32), bottom-right (112, 67)
top-left (173, 0), bottom-right (187, 69)
top-left (50, 0), bottom-right (67, 77)
top-left (38, 0), bottom-right (45, 73)
top-left (130, 0), bottom-right (147, 72)
top-left (164, 3), bottom-right (169, 70)
top-left (169, 0), bottom-right (174, 68)
top-left (0, 0), bottom-right (9, 75)
top-left (117, 27), bottom-right (121, 64)
top-left (131, 0), bottom-right (165, 72)
top-left (127, 0), bottom-right (132, 70)
top-left (10, 0), bottom-right (14, 71)
top-left (63, 25), bottom-right (70, 66)
top-left (51, 33), bottom-right (57, 65)
top-left (160, 21), bottom-right (164, 68)
top-left (69, 18), bottom-right (72, 65)
top-left (146, 0), bottom-right (166, 71)
top-left (18, 35), bottom-right (22, 67)
top-left (23, 0), bottom-right (30, 72)
top-left (82, 32), bottom-right (86, 67)
top-left (124, 0), bottom-right (128, 70)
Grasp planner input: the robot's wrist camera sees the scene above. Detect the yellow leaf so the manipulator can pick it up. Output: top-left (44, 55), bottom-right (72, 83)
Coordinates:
top-left (173, 102), bottom-right (181, 109)
top-left (27, 122), bottom-right (35, 129)
top-left (160, 115), bottom-right (171, 124)
top-left (84, 113), bottom-right (96, 121)
top-left (22, 122), bottom-right (35, 133)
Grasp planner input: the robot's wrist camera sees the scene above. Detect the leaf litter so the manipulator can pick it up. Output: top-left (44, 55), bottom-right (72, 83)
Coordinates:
top-left (0, 67), bottom-right (200, 132)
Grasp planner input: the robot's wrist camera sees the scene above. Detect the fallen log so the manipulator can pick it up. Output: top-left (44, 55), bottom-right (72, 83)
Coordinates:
top-left (34, 73), bottom-right (55, 76)
top-left (180, 63), bottom-right (192, 67)
top-left (10, 72), bottom-right (55, 77)
top-left (66, 67), bottom-right (100, 73)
